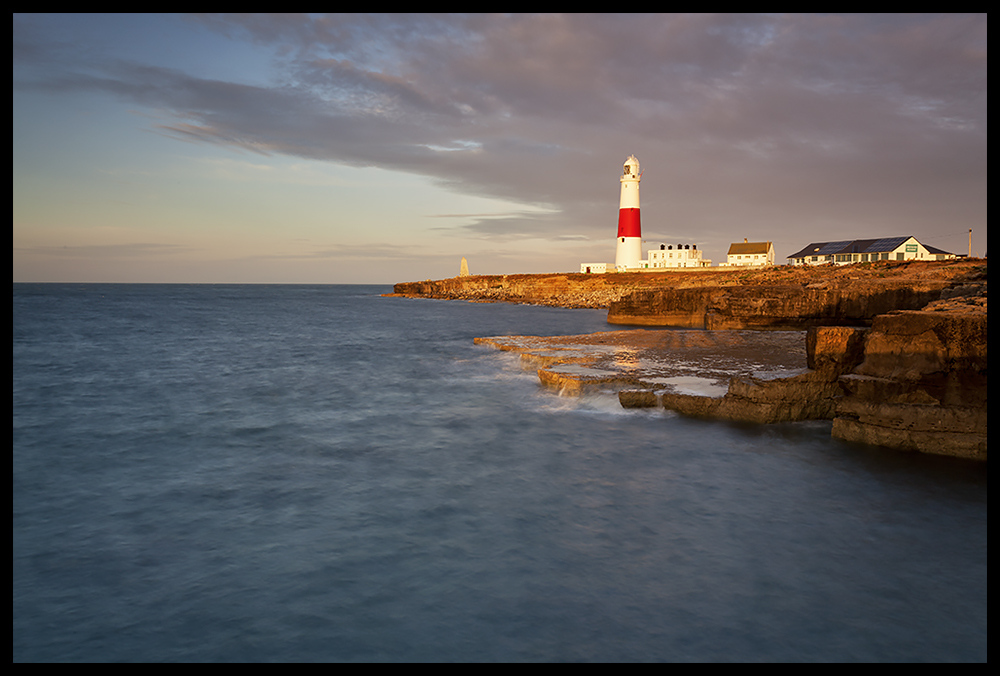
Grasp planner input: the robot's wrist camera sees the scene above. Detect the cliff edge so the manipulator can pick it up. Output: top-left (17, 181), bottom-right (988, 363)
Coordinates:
top-left (391, 260), bottom-right (983, 329)
top-left (619, 286), bottom-right (987, 460)
top-left (406, 260), bottom-right (986, 460)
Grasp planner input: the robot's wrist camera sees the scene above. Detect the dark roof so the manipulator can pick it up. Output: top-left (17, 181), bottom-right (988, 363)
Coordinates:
top-left (727, 241), bottom-right (772, 255)
top-left (924, 243), bottom-right (955, 256)
top-left (787, 240), bottom-right (852, 259)
top-left (786, 236), bottom-right (918, 260)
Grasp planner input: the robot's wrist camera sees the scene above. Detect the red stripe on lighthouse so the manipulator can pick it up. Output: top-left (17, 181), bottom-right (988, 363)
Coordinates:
top-left (617, 208), bottom-right (641, 238)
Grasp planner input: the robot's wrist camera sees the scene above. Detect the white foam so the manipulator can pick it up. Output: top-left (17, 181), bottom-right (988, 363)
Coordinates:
top-left (643, 376), bottom-right (728, 397)
top-left (545, 363), bottom-right (619, 377)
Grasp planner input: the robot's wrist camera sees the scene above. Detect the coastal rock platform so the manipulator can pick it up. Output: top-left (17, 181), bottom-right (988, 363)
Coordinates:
top-left (391, 260), bottom-right (984, 327)
top-left (442, 260), bottom-right (987, 460)
top-left (475, 329), bottom-right (811, 401)
top-left (476, 294), bottom-right (987, 460)
top-left (832, 307), bottom-right (987, 460)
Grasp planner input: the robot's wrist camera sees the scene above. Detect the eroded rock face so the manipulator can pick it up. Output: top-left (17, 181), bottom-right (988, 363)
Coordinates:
top-left (832, 403), bottom-right (986, 460)
top-left (391, 273), bottom-right (641, 309)
top-left (393, 262), bottom-right (984, 329)
top-left (807, 326), bottom-right (868, 372)
top-left (623, 371), bottom-right (842, 424)
top-left (466, 263), bottom-right (987, 460)
top-left (720, 370), bottom-right (845, 423)
top-left (626, 328), bottom-right (863, 424)
top-left (609, 282), bottom-right (951, 329)
top-left (605, 287), bottom-right (725, 327)
top-left (851, 311), bottom-right (987, 401)
top-left (618, 390), bottom-right (658, 408)
top-left (831, 311), bottom-right (987, 460)
top-left (654, 373), bottom-right (841, 424)
top-left (617, 315), bottom-right (988, 460)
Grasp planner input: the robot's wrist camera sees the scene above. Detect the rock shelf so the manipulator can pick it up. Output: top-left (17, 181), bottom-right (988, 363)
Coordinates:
top-left (391, 260), bottom-right (984, 328)
top-left (475, 329), bottom-right (810, 399)
top-left (416, 260), bottom-right (987, 460)
top-left (475, 291), bottom-right (987, 461)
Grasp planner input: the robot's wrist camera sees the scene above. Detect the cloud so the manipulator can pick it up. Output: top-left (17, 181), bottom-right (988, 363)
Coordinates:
top-left (14, 13), bottom-right (987, 251)
top-left (283, 242), bottom-right (429, 260)
top-left (16, 242), bottom-right (193, 259)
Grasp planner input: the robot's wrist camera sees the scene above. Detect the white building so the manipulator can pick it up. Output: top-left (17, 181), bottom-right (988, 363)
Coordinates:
top-left (724, 240), bottom-right (774, 267)
top-left (786, 236), bottom-right (956, 266)
top-left (639, 243), bottom-right (710, 269)
top-left (581, 243), bottom-right (710, 272)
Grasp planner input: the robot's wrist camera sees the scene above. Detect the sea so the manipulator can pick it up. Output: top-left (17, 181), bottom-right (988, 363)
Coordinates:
top-left (13, 284), bottom-right (987, 662)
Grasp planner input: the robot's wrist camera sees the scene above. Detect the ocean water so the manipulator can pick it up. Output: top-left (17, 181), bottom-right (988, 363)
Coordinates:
top-left (13, 284), bottom-right (987, 662)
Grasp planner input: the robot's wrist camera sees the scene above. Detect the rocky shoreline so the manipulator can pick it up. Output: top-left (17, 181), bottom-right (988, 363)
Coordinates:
top-left (388, 259), bottom-right (980, 322)
top-left (619, 308), bottom-right (988, 460)
top-left (395, 260), bottom-right (987, 460)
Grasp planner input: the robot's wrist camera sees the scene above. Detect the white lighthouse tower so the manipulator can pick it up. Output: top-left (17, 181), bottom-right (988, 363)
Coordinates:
top-left (615, 155), bottom-right (642, 271)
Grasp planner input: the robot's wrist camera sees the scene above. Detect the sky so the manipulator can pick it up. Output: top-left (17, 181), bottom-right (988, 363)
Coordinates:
top-left (13, 14), bottom-right (987, 283)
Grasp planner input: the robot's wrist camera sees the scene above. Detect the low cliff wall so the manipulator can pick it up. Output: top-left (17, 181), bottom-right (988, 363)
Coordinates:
top-left (608, 281), bottom-right (951, 329)
top-left (393, 262), bottom-right (984, 331)
top-left (407, 262), bottom-right (987, 459)
top-left (620, 312), bottom-right (987, 460)
top-left (832, 311), bottom-right (987, 460)
top-left (621, 326), bottom-right (868, 424)
top-left (391, 274), bottom-right (637, 309)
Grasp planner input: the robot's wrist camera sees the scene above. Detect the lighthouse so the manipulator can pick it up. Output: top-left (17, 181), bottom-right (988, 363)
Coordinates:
top-left (615, 155), bottom-right (642, 270)
top-left (580, 154), bottom-right (711, 273)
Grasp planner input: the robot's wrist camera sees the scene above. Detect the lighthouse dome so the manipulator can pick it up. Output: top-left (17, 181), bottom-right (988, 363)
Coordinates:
top-left (622, 155), bottom-right (640, 178)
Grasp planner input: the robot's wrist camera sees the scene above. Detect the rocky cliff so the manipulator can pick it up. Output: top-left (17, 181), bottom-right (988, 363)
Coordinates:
top-left (390, 273), bottom-right (639, 308)
top-left (408, 260), bottom-right (986, 460)
top-left (609, 279), bottom-right (953, 329)
top-left (832, 304), bottom-right (987, 460)
top-left (392, 260), bottom-right (983, 330)
top-left (621, 326), bottom-right (868, 425)
top-left (620, 289), bottom-right (987, 460)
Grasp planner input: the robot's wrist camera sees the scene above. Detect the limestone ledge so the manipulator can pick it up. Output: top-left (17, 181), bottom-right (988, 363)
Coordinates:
top-left (474, 329), bottom-right (808, 399)
top-left (393, 260), bottom-right (986, 330)
top-left (617, 311), bottom-right (987, 460)
top-left (831, 310), bottom-right (987, 460)
top-left (477, 305), bottom-right (986, 460)
top-left (467, 262), bottom-right (985, 460)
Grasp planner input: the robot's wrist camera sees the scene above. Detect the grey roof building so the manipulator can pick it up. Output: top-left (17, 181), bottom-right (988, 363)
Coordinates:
top-left (786, 236), bottom-right (955, 265)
